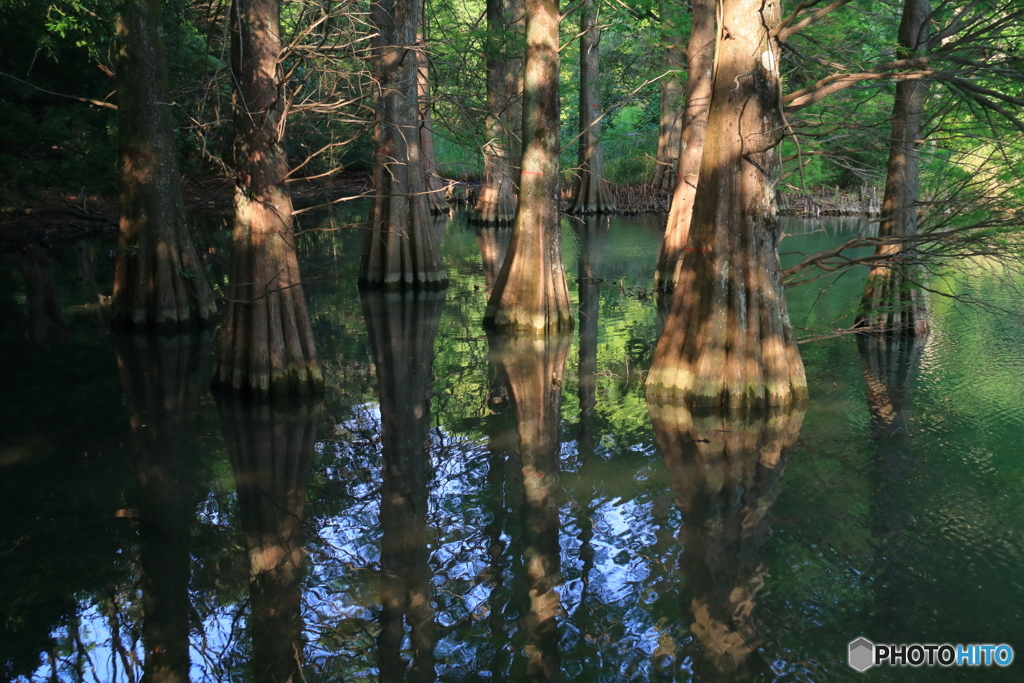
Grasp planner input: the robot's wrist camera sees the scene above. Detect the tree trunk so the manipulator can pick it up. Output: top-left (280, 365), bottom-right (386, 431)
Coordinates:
top-left (362, 0), bottom-right (448, 287)
top-left (213, 0), bottom-right (323, 397)
top-left (653, 0), bottom-right (715, 290)
top-left (489, 331), bottom-right (570, 682)
top-left (111, 0), bottom-right (215, 327)
top-left (475, 0), bottom-right (525, 225)
top-left (417, 24), bottom-right (448, 215)
top-left (362, 289), bottom-right (444, 682)
top-left (646, 0), bottom-right (807, 407)
top-left (652, 0), bottom-right (685, 192)
top-left (567, 0), bottom-right (614, 214)
top-left (856, 0), bottom-right (931, 336)
top-left (115, 332), bottom-right (210, 683)
top-left (648, 402), bottom-right (802, 682)
top-left (482, 0), bottom-right (572, 333)
top-left (218, 398), bottom-right (319, 683)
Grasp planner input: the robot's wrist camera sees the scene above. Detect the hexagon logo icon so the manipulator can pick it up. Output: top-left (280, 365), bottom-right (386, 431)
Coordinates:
top-left (849, 637), bottom-right (875, 672)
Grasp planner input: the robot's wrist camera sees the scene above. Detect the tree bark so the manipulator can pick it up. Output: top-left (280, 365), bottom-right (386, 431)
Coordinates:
top-left (417, 24), bottom-right (448, 215)
top-left (475, 0), bottom-right (525, 225)
top-left (218, 398), bottom-right (319, 683)
top-left (482, 0), bottom-right (572, 333)
top-left (362, 0), bottom-right (448, 287)
top-left (567, 0), bottom-right (614, 214)
top-left (362, 289), bottom-right (444, 683)
top-left (111, 0), bottom-right (215, 327)
top-left (489, 331), bottom-right (570, 682)
top-left (856, 0), bottom-right (931, 336)
top-left (652, 0), bottom-right (685, 191)
top-left (646, 0), bottom-right (807, 407)
top-left (476, 224), bottom-right (514, 291)
top-left (648, 402), bottom-right (803, 682)
top-left (653, 0), bottom-right (715, 290)
top-left (213, 0), bottom-right (323, 398)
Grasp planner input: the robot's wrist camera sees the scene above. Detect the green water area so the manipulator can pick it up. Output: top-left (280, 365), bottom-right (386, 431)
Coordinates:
top-left (2, 211), bottom-right (1023, 682)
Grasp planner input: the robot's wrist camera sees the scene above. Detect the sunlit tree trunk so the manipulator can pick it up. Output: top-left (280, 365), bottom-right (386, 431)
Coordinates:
top-left (646, 0), bottom-right (806, 407)
top-left (219, 398), bottom-right (319, 683)
top-left (475, 0), bottom-right (525, 225)
top-left (417, 24), bottom-right (448, 215)
top-left (652, 0), bottom-right (684, 191)
top-left (567, 0), bottom-right (614, 214)
top-left (653, 0), bottom-right (715, 290)
top-left (362, 0), bottom-right (448, 287)
top-left (363, 290), bottom-right (444, 682)
top-left (213, 0), bottom-right (323, 397)
top-left (111, 0), bottom-right (215, 327)
top-left (489, 332), bottom-right (570, 681)
top-left (856, 0), bottom-right (931, 336)
top-left (648, 402), bottom-right (803, 681)
top-left (482, 0), bottom-right (572, 333)
top-left (115, 332), bottom-right (211, 683)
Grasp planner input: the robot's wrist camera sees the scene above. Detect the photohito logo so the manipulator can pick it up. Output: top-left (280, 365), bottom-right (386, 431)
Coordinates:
top-left (848, 638), bottom-right (1014, 671)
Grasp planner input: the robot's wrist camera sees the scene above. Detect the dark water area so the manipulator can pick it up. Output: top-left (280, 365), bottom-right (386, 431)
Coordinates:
top-left (2, 210), bottom-right (1024, 682)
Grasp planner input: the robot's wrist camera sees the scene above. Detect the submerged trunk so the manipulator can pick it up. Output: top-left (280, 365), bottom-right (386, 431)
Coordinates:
top-left (648, 402), bottom-right (803, 681)
top-left (115, 332), bottom-right (210, 683)
top-left (417, 26), bottom-right (448, 215)
top-left (646, 0), bottom-right (806, 407)
top-left (475, 0), bottom-right (525, 224)
top-left (653, 0), bottom-right (715, 290)
top-left (652, 0), bottom-right (685, 192)
top-left (489, 332), bottom-right (570, 682)
top-left (482, 0), bottom-right (572, 333)
top-left (363, 290), bottom-right (444, 682)
top-left (363, 0), bottom-right (448, 287)
top-left (567, 0), bottom-right (614, 214)
top-left (219, 398), bottom-right (319, 683)
top-left (214, 0), bottom-right (323, 397)
top-left (111, 0), bottom-right (215, 327)
top-left (856, 0), bottom-right (931, 336)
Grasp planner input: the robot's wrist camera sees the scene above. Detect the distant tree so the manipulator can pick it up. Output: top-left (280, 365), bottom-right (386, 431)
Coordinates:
top-left (856, 0), bottom-right (931, 335)
top-left (567, 0), bottom-right (615, 214)
top-left (361, 0), bottom-right (448, 287)
top-left (111, 0), bottom-right (215, 327)
top-left (652, 0), bottom-right (684, 192)
top-left (474, 0), bottom-right (525, 225)
top-left (652, 0), bottom-right (714, 290)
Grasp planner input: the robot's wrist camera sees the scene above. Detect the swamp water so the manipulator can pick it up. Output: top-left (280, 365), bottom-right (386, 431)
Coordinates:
top-left (2, 212), bottom-right (1023, 682)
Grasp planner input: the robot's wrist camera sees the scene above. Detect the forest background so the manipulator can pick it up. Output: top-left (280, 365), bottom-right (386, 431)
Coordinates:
top-left (5, 0), bottom-right (1019, 210)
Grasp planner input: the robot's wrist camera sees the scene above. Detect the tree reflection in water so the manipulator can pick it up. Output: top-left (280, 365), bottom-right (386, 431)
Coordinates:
top-left (489, 331), bottom-right (571, 682)
top-left (648, 402), bottom-right (804, 681)
top-left (115, 331), bottom-right (212, 683)
top-left (218, 397), bottom-right (320, 683)
top-left (363, 289), bottom-right (447, 682)
top-left (859, 335), bottom-right (921, 638)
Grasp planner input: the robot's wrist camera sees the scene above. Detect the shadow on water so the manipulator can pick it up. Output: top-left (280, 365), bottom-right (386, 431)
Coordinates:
top-left (648, 402), bottom-right (804, 682)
